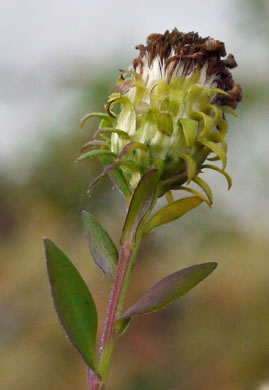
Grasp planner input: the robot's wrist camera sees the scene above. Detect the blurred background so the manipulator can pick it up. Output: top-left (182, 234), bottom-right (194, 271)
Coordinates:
top-left (1, 0), bottom-right (269, 389)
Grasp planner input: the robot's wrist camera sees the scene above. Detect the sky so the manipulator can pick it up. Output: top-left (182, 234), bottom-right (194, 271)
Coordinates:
top-left (1, 0), bottom-right (246, 162)
top-left (1, 0), bottom-right (268, 229)
top-left (2, 0), bottom-right (241, 69)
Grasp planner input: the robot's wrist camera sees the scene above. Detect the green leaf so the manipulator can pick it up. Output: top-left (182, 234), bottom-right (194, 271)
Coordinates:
top-left (178, 118), bottom-right (198, 148)
top-left (157, 171), bottom-right (188, 197)
top-left (87, 159), bottom-right (141, 195)
top-left (146, 196), bottom-right (203, 233)
top-left (172, 185), bottom-right (211, 207)
top-left (208, 88), bottom-right (229, 97)
top-left (157, 113), bottom-right (173, 136)
top-left (77, 150), bottom-right (116, 162)
top-left (116, 318), bottom-right (132, 337)
top-left (209, 131), bottom-right (227, 152)
top-left (117, 142), bottom-right (148, 159)
top-left (222, 106), bottom-right (238, 117)
top-left (199, 139), bottom-right (227, 170)
top-left (80, 112), bottom-right (115, 128)
top-left (80, 140), bottom-right (109, 152)
top-left (44, 239), bottom-right (98, 371)
top-left (82, 211), bottom-right (118, 281)
top-left (108, 96), bottom-right (133, 112)
top-left (216, 118), bottom-right (228, 138)
top-left (202, 164), bottom-right (232, 190)
top-left (98, 118), bottom-right (114, 129)
top-left (204, 104), bottom-right (222, 124)
top-left (120, 262), bottom-right (217, 319)
top-left (121, 169), bottom-right (160, 244)
top-left (178, 153), bottom-right (196, 184)
top-left (191, 112), bottom-right (214, 139)
top-left (98, 155), bottom-right (131, 201)
top-left (94, 128), bottom-right (131, 140)
top-left (193, 176), bottom-right (213, 205)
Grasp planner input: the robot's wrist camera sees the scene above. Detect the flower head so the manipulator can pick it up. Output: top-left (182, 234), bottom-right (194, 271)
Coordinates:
top-left (80, 29), bottom-right (242, 204)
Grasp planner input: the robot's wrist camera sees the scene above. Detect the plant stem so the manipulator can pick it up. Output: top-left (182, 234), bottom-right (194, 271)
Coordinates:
top-left (88, 168), bottom-right (159, 389)
top-left (89, 237), bottom-right (141, 390)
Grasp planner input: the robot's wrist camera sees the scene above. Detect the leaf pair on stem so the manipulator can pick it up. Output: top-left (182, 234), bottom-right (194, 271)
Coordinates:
top-left (44, 169), bottom-right (217, 388)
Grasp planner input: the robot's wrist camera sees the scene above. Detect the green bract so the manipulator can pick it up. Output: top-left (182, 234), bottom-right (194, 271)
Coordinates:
top-left (108, 72), bottom-right (229, 190)
top-left (80, 29), bottom-right (242, 203)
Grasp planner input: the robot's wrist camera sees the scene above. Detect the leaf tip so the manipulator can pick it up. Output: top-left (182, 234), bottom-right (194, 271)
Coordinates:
top-left (43, 237), bottom-right (53, 252)
top-left (205, 261), bottom-right (218, 273)
top-left (76, 154), bottom-right (84, 162)
top-left (211, 261), bottom-right (218, 269)
top-left (80, 113), bottom-right (90, 128)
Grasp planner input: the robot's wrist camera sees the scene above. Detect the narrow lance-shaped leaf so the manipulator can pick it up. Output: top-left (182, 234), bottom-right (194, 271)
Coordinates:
top-left (116, 318), bottom-right (132, 337)
top-left (88, 159), bottom-right (140, 196)
top-left (179, 118), bottom-right (198, 148)
top-left (178, 153), bottom-right (196, 184)
top-left (99, 155), bottom-right (131, 201)
top-left (146, 196), bottom-right (203, 234)
top-left (121, 169), bottom-right (160, 244)
top-left (193, 176), bottom-right (213, 205)
top-left (172, 185), bottom-right (211, 207)
top-left (80, 112), bottom-right (115, 128)
top-left (120, 262), bottom-right (217, 319)
top-left (80, 140), bottom-right (109, 152)
top-left (77, 149), bottom-right (116, 162)
top-left (94, 128), bottom-right (131, 140)
top-left (193, 112), bottom-right (214, 139)
top-left (201, 164), bottom-right (232, 190)
top-left (44, 239), bottom-right (98, 371)
top-left (117, 142), bottom-right (148, 160)
top-left (165, 190), bottom-right (174, 204)
top-left (199, 139), bottom-right (227, 170)
top-left (82, 211), bottom-right (118, 281)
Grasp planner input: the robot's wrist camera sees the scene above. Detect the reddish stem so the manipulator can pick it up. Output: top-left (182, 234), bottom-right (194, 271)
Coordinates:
top-left (101, 242), bottom-right (131, 346)
top-left (89, 241), bottom-right (133, 390)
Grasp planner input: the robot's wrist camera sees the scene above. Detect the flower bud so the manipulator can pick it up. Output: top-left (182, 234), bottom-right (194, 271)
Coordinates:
top-left (80, 29), bottom-right (242, 202)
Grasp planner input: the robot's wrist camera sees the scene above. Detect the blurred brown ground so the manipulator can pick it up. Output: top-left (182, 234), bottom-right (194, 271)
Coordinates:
top-left (1, 162), bottom-right (269, 390)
